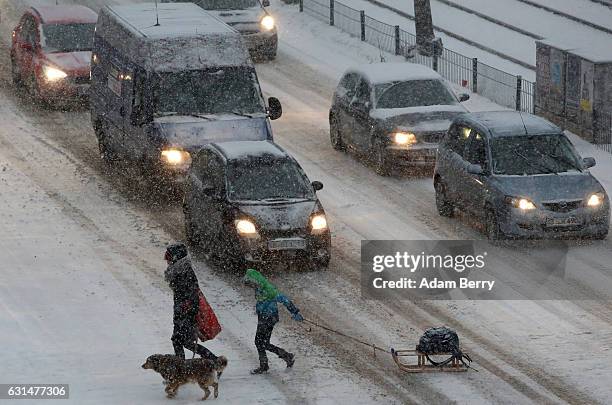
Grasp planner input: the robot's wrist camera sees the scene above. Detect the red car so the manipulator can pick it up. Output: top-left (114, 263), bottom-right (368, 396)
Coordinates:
top-left (10, 5), bottom-right (97, 102)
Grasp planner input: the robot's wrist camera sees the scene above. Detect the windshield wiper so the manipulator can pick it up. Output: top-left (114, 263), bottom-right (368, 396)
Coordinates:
top-left (540, 139), bottom-right (583, 172)
top-left (262, 197), bottom-right (307, 202)
top-left (154, 111), bottom-right (213, 120)
top-left (186, 112), bottom-right (214, 120)
top-left (515, 151), bottom-right (559, 175)
top-left (231, 110), bottom-right (255, 118)
top-left (262, 197), bottom-right (291, 202)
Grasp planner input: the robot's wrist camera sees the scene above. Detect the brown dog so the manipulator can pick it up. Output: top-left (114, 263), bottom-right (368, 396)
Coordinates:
top-left (142, 354), bottom-right (228, 400)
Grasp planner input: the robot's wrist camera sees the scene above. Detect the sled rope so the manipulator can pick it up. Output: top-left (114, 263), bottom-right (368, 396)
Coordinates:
top-left (303, 317), bottom-right (391, 356)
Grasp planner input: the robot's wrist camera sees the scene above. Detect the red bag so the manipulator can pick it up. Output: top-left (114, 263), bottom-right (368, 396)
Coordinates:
top-left (195, 289), bottom-right (221, 341)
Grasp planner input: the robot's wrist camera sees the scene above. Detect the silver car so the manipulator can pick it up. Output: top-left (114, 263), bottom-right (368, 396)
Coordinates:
top-left (163, 0), bottom-right (278, 60)
top-left (434, 111), bottom-right (610, 239)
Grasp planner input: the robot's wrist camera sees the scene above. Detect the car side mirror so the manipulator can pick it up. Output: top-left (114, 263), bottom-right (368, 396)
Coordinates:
top-left (583, 157), bottom-right (596, 168)
top-left (268, 97), bottom-right (282, 120)
top-left (351, 100), bottom-right (369, 113)
top-left (311, 181), bottom-right (323, 191)
top-left (262, 0), bottom-right (270, 6)
top-left (467, 163), bottom-right (484, 175)
top-left (459, 93), bottom-right (470, 102)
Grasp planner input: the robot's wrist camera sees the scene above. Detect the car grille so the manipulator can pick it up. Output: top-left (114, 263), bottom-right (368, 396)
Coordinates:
top-left (542, 200), bottom-right (583, 213)
top-left (72, 76), bottom-right (90, 85)
top-left (419, 131), bottom-right (445, 143)
top-left (259, 228), bottom-right (308, 239)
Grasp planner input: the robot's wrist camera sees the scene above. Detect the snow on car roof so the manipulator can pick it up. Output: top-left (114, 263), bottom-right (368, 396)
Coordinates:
top-left (466, 111), bottom-right (561, 137)
top-left (33, 5), bottom-right (98, 24)
top-left (213, 141), bottom-right (287, 161)
top-left (346, 62), bottom-right (442, 84)
top-left (98, 3), bottom-right (249, 71)
top-left (106, 3), bottom-right (235, 39)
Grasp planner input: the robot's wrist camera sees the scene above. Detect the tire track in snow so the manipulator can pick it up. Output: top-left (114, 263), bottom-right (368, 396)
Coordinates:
top-left (0, 10), bottom-right (610, 403)
top-left (0, 96), bottom-right (351, 405)
top-left (256, 49), bottom-right (610, 404)
top-left (0, 44), bottom-right (597, 404)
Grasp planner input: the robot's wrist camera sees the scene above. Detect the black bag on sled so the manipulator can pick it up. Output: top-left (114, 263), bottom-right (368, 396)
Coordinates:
top-left (416, 327), bottom-right (474, 369)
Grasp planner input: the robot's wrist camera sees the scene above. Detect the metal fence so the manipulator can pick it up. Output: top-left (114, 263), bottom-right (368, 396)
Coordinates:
top-left (301, 0), bottom-right (535, 113)
top-left (595, 112), bottom-right (612, 153)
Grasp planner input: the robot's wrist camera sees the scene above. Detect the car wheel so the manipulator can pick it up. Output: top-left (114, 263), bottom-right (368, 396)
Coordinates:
top-left (373, 142), bottom-right (390, 176)
top-left (221, 250), bottom-right (246, 273)
top-left (485, 209), bottom-right (505, 240)
top-left (10, 56), bottom-right (22, 86)
top-left (263, 49), bottom-right (277, 61)
top-left (592, 229), bottom-right (608, 240)
top-left (28, 74), bottom-right (42, 100)
top-left (329, 116), bottom-right (345, 151)
top-left (96, 126), bottom-right (118, 164)
top-left (184, 209), bottom-right (201, 246)
top-left (310, 256), bottom-right (330, 271)
top-left (435, 180), bottom-right (454, 217)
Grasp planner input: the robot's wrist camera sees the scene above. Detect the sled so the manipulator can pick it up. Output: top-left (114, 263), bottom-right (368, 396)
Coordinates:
top-left (391, 348), bottom-right (468, 373)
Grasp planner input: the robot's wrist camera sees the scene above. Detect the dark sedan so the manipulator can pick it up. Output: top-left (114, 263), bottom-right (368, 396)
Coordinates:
top-left (329, 62), bottom-right (469, 175)
top-left (183, 141), bottom-right (331, 270)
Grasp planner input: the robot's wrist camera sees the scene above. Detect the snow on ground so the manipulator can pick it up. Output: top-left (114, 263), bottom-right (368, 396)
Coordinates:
top-left (0, 92), bottom-right (392, 404)
top-left (270, 1), bottom-right (502, 112)
top-left (2, 0), bottom-right (612, 403)
top-left (260, 5), bottom-right (612, 403)
top-left (443, 0), bottom-right (612, 63)
top-left (523, 0), bottom-right (612, 32)
top-left (334, 0), bottom-right (612, 80)
top-left (313, 0), bottom-right (536, 80)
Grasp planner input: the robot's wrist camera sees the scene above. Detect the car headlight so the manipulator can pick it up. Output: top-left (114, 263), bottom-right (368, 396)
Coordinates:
top-left (261, 15), bottom-right (275, 31)
top-left (587, 193), bottom-right (604, 207)
top-left (161, 149), bottom-right (191, 166)
top-left (235, 219), bottom-right (257, 235)
top-left (506, 196), bottom-right (536, 210)
top-left (43, 65), bottom-right (67, 82)
top-left (393, 132), bottom-right (417, 145)
top-left (311, 214), bottom-right (328, 232)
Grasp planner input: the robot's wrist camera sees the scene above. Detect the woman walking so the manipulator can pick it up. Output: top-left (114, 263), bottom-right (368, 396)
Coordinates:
top-left (164, 243), bottom-right (218, 361)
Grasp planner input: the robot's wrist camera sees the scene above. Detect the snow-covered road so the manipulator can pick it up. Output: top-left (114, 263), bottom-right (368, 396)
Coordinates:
top-left (2, 0), bottom-right (612, 404)
top-left (0, 82), bottom-right (392, 403)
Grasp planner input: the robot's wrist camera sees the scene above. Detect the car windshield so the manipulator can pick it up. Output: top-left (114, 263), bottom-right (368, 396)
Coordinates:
top-left (42, 23), bottom-right (95, 53)
top-left (227, 158), bottom-right (315, 201)
top-left (193, 0), bottom-right (259, 9)
top-left (155, 68), bottom-right (264, 116)
top-left (375, 79), bottom-right (457, 109)
top-left (491, 134), bottom-right (583, 175)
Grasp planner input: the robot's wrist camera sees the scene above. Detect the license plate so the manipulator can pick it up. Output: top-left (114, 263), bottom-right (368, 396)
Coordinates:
top-left (268, 238), bottom-right (306, 250)
top-left (546, 217), bottom-right (580, 227)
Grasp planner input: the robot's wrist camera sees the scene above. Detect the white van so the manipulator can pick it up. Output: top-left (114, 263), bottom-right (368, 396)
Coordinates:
top-left (89, 3), bottom-right (282, 178)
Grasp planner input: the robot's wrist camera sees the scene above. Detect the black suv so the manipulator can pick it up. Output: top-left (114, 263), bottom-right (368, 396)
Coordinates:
top-left (183, 141), bottom-right (331, 270)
